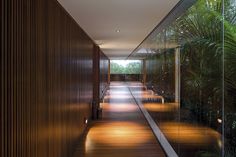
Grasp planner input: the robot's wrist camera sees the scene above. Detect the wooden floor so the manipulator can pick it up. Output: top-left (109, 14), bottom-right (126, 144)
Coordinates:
top-left (73, 82), bottom-right (166, 157)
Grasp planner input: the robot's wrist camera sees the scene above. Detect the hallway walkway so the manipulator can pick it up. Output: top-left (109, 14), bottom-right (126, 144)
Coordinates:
top-left (73, 82), bottom-right (166, 157)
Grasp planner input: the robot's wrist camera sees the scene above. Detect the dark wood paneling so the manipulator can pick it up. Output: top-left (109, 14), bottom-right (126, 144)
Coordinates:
top-left (93, 45), bottom-right (100, 119)
top-left (92, 45), bottom-right (109, 119)
top-left (1, 0), bottom-right (94, 157)
top-left (99, 51), bottom-right (109, 99)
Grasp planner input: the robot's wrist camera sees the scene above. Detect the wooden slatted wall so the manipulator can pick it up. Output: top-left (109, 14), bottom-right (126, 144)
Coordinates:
top-left (1, 0), bottom-right (94, 157)
top-left (92, 45), bottom-right (109, 119)
top-left (99, 50), bottom-right (109, 99)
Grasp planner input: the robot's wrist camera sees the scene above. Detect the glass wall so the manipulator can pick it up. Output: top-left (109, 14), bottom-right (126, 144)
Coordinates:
top-left (130, 0), bottom-right (236, 156)
top-left (224, 0), bottom-right (236, 156)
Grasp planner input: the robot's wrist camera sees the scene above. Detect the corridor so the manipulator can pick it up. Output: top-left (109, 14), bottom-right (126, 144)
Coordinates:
top-left (2, 0), bottom-right (235, 156)
top-left (73, 82), bottom-right (166, 157)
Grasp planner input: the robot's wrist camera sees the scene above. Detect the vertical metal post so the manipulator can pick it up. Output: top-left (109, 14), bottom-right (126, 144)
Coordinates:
top-left (108, 60), bottom-right (110, 84)
top-left (175, 48), bottom-right (180, 103)
top-left (142, 59), bottom-right (146, 85)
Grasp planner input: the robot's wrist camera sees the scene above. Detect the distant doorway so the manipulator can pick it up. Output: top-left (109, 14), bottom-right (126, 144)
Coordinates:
top-left (110, 60), bottom-right (142, 82)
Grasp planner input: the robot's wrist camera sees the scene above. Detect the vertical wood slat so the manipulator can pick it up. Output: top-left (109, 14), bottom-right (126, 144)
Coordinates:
top-left (93, 45), bottom-right (100, 119)
top-left (0, 0), bottom-right (95, 157)
top-left (108, 60), bottom-right (110, 84)
top-left (100, 51), bottom-right (109, 99)
top-left (0, 0), bottom-right (3, 154)
top-left (92, 45), bottom-right (109, 119)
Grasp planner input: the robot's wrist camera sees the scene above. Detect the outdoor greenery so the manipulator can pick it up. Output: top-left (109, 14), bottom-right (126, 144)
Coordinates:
top-left (146, 49), bottom-right (175, 101)
top-left (134, 0), bottom-right (236, 156)
top-left (110, 61), bottom-right (141, 74)
top-left (176, 0), bottom-right (236, 156)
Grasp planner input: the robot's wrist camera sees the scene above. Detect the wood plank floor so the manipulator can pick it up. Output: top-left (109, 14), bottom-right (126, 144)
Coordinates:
top-left (73, 82), bottom-right (166, 157)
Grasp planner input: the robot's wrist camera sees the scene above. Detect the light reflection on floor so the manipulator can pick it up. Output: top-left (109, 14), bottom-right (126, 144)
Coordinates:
top-left (142, 103), bottom-right (222, 154)
top-left (73, 82), bottom-right (166, 157)
top-left (104, 94), bottom-right (133, 100)
top-left (143, 103), bottom-right (179, 112)
top-left (127, 81), bottom-right (223, 156)
top-left (101, 103), bottom-right (138, 112)
top-left (132, 90), bottom-right (153, 94)
top-left (136, 94), bottom-right (164, 99)
top-left (107, 91), bottom-right (130, 95)
top-left (142, 102), bottom-right (222, 148)
top-left (85, 121), bottom-right (153, 152)
top-left (159, 122), bottom-right (221, 147)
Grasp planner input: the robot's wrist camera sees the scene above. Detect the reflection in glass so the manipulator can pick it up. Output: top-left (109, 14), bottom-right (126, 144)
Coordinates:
top-left (129, 0), bottom-right (236, 156)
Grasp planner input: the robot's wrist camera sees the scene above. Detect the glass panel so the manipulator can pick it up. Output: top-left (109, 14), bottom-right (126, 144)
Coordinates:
top-left (224, 0), bottom-right (236, 156)
top-left (178, 1), bottom-right (223, 156)
top-left (128, 0), bottom-right (236, 156)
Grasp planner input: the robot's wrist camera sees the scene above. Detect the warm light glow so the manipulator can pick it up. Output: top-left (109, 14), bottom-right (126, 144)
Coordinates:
top-left (133, 94), bottom-right (164, 103)
top-left (100, 42), bottom-right (136, 50)
top-left (134, 93), bottom-right (163, 99)
top-left (110, 86), bottom-right (128, 88)
top-left (143, 103), bottom-right (179, 112)
top-left (132, 90), bottom-right (153, 94)
top-left (217, 139), bottom-right (222, 148)
top-left (85, 121), bottom-right (152, 152)
top-left (110, 83), bottom-right (143, 89)
top-left (217, 118), bottom-right (222, 124)
top-left (102, 103), bottom-right (137, 112)
top-left (85, 135), bottom-right (93, 153)
top-left (99, 103), bottom-right (103, 108)
top-left (128, 85), bottom-right (145, 88)
top-left (104, 94), bottom-right (133, 99)
top-left (108, 91), bottom-right (130, 94)
top-left (159, 122), bottom-right (221, 147)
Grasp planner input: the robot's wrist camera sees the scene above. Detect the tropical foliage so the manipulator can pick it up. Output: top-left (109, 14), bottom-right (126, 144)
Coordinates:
top-left (136, 0), bottom-right (236, 156)
top-left (146, 49), bottom-right (175, 101)
top-left (175, 0), bottom-right (236, 156)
